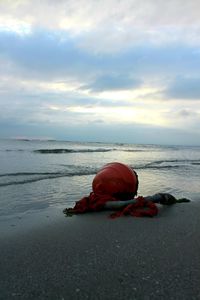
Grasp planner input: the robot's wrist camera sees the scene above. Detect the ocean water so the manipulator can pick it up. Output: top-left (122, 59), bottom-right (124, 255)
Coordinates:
top-left (0, 139), bottom-right (200, 219)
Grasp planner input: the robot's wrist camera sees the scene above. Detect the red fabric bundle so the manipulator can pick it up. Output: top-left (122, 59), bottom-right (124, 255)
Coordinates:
top-left (69, 194), bottom-right (158, 218)
top-left (109, 196), bottom-right (158, 218)
top-left (70, 192), bottom-right (116, 213)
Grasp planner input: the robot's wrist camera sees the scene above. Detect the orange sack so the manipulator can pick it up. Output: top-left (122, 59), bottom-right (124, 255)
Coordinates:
top-left (92, 162), bottom-right (138, 200)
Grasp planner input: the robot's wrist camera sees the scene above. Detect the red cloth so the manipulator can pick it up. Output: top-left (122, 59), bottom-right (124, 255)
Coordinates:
top-left (109, 196), bottom-right (158, 218)
top-left (68, 194), bottom-right (158, 218)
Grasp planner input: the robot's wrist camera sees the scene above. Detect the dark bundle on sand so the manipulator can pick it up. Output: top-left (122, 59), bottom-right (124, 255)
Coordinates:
top-left (63, 162), bottom-right (190, 219)
top-left (63, 193), bottom-right (191, 218)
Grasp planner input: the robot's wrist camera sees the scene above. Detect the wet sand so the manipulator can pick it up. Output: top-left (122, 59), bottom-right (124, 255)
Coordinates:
top-left (0, 202), bottom-right (200, 299)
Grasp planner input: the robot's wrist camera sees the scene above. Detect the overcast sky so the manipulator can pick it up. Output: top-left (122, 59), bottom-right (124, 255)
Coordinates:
top-left (0, 0), bottom-right (200, 145)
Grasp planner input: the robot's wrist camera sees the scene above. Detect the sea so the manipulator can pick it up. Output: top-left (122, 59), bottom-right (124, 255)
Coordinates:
top-left (0, 139), bottom-right (200, 221)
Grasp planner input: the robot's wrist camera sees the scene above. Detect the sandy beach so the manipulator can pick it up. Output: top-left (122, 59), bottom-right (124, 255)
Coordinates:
top-left (0, 202), bottom-right (200, 300)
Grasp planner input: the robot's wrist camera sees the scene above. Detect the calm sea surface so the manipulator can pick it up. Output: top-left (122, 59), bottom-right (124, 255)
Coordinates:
top-left (0, 139), bottom-right (200, 219)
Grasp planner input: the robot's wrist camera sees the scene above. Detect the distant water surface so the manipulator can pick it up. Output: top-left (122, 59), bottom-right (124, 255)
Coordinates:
top-left (0, 139), bottom-right (200, 218)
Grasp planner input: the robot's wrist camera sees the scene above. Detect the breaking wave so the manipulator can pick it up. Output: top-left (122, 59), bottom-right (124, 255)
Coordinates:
top-left (0, 168), bottom-right (98, 187)
top-left (1, 148), bottom-right (153, 154)
top-left (133, 159), bottom-right (200, 170)
top-left (33, 148), bottom-right (115, 154)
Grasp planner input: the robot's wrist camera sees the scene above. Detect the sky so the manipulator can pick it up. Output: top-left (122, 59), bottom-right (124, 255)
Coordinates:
top-left (0, 0), bottom-right (200, 145)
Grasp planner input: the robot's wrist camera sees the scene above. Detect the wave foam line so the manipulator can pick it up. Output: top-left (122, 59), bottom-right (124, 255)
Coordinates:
top-left (0, 172), bottom-right (61, 177)
top-left (145, 159), bottom-right (200, 166)
top-left (0, 170), bottom-right (97, 187)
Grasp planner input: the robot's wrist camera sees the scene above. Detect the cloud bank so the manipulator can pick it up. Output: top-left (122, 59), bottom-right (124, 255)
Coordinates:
top-left (0, 0), bottom-right (200, 144)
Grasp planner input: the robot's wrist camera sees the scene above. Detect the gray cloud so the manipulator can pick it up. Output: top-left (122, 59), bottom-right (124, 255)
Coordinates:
top-left (1, 1), bottom-right (200, 47)
top-left (2, 0), bottom-right (200, 27)
top-left (177, 109), bottom-right (196, 117)
top-left (1, 1), bottom-right (200, 144)
top-left (1, 30), bottom-right (200, 82)
top-left (0, 30), bottom-right (95, 80)
top-left (1, 118), bottom-right (200, 145)
top-left (82, 74), bottom-right (141, 92)
top-left (166, 77), bottom-right (200, 99)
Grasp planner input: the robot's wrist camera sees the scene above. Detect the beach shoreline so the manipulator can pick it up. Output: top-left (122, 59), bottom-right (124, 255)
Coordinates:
top-left (1, 202), bottom-right (200, 299)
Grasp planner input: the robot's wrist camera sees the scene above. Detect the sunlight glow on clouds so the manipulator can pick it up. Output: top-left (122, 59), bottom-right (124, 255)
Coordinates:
top-left (38, 81), bottom-right (81, 93)
top-left (95, 87), bottom-right (161, 102)
top-left (0, 16), bottom-right (31, 35)
top-left (47, 103), bottom-right (167, 128)
top-left (0, 0), bottom-right (200, 144)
